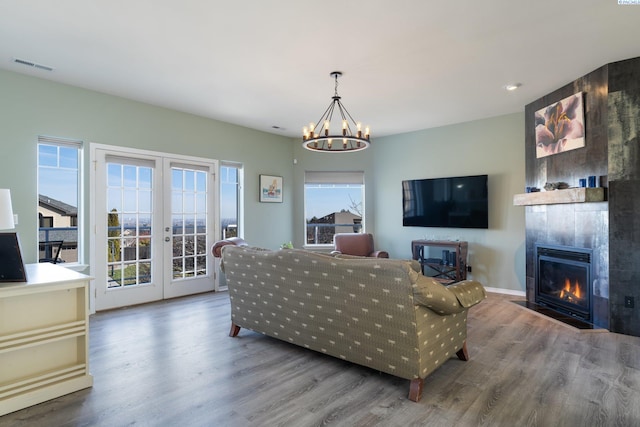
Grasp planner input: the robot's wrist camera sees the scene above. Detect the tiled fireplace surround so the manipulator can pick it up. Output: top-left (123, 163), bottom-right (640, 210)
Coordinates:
top-left (524, 56), bottom-right (640, 337)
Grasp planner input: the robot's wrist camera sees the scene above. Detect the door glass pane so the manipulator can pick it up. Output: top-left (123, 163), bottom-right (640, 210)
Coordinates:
top-left (172, 167), bottom-right (208, 280)
top-left (106, 162), bottom-right (153, 288)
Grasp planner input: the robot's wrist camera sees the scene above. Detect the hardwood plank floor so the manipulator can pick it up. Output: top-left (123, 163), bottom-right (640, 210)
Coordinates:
top-left (2, 291), bottom-right (640, 426)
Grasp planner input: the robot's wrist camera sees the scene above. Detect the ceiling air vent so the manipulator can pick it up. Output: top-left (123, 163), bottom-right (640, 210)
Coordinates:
top-left (13, 57), bottom-right (54, 71)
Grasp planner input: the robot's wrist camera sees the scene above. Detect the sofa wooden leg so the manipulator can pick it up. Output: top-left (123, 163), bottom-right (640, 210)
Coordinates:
top-left (408, 378), bottom-right (424, 402)
top-left (229, 323), bottom-right (241, 337)
top-left (456, 341), bottom-right (469, 361)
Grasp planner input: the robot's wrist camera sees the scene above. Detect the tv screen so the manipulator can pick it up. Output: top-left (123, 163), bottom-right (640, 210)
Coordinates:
top-left (402, 174), bottom-right (488, 229)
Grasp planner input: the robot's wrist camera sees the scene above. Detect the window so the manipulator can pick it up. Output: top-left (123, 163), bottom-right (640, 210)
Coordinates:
top-left (304, 171), bottom-right (365, 246)
top-left (39, 214), bottom-right (53, 228)
top-left (37, 137), bottom-right (82, 264)
top-left (220, 163), bottom-right (242, 239)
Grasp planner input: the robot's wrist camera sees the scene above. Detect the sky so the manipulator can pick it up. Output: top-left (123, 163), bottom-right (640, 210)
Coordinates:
top-left (38, 144), bottom-right (78, 206)
top-left (305, 186), bottom-right (362, 220)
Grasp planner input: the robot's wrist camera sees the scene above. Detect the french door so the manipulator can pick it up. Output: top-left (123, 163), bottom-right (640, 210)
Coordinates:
top-left (91, 145), bottom-right (217, 311)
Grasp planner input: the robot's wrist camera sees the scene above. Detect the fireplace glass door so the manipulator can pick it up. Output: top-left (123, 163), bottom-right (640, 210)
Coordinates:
top-left (536, 245), bottom-right (591, 321)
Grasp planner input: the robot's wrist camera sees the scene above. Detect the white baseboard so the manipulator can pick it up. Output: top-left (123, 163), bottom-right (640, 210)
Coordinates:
top-left (485, 287), bottom-right (526, 297)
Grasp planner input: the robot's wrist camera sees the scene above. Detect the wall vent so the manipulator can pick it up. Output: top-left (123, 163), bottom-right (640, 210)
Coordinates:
top-left (13, 57), bottom-right (54, 71)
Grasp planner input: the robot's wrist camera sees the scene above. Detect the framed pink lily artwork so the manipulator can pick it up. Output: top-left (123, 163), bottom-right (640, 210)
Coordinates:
top-left (535, 92), bottom-right (585, 158)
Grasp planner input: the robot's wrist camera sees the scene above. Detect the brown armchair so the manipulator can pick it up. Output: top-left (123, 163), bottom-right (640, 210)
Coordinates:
top-left (332, 233), bottom-right (389, 258)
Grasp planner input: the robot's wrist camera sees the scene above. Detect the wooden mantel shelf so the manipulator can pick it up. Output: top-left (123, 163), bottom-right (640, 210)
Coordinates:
top-left (513, 187), bottom-right (606, 206)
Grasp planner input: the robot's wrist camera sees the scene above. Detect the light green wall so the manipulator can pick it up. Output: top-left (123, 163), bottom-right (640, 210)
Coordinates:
top-left (372, 113), bottom-right (526, 292)
top-left (0, 69), bottom-right (294, 262)
top-left (1, 68), bottom-right (525, 292)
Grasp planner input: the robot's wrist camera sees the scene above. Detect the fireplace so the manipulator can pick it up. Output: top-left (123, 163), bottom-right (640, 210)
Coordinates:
top-left (535, 244), bottom-right (592, 322)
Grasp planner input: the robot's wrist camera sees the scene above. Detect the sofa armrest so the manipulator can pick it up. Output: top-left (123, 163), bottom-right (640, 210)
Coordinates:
top-left (211, 237), bottom-right (248, 258)
top-left (412, 275), bottom-right (465, 315)
top-left (370, 250), bottom-right (390, 258)
top-left (412, 275), bottom-right (486, 314)
top-left (446, 280), bottom-right (487, 308)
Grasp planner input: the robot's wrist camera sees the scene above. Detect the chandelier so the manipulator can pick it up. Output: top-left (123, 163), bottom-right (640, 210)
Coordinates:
top-left (302, 71), bottom-right (370, 153)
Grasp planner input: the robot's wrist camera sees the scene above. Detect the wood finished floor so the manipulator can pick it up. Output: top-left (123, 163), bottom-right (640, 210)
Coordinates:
top-left (3, 291), bottom-right (640, 426)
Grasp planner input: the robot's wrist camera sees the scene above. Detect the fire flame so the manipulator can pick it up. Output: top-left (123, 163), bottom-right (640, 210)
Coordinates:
top-left (560, 278), bottom-right (582, 301)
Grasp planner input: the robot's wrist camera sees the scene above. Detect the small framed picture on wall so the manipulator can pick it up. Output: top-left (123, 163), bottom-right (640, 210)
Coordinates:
top-left (259, 175), bottom-right (283, 203)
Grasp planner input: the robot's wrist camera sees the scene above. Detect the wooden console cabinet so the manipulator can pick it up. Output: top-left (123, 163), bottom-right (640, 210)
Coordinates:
top-left (0, 263), bottom-right (93, 416)
top-left (411, 240), bottom-right (468, 284)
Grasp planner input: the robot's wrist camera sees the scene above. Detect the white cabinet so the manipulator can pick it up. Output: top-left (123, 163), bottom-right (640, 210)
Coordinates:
top-left (0, 263), bottom-right (93, 416)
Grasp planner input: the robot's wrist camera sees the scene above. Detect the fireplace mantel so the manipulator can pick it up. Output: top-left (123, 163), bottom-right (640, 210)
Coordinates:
top-left (513, 187), bottom-right (606, 206)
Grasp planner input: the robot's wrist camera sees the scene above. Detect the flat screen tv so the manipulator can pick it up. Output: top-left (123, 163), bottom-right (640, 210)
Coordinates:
top-left (402, 174), bottom-right (488, 229)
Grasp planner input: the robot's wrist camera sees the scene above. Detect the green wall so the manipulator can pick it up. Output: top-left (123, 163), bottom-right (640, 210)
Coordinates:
top-left (1, 68), bottom-right (525, 293)
top-left (371, 114), bottom-right (526, 292)
top-left (291, 113), bottom-right (526, 293)
top-left (0, 69), bottom-right (294, 263)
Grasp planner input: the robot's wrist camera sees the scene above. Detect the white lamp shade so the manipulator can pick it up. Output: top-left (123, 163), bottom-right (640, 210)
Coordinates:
top-left (0, 188), bottom-right (16, 230)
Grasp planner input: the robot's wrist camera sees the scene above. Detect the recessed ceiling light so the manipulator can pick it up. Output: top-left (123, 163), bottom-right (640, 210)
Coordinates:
top-left (504, 83), bottom-right (522, 91)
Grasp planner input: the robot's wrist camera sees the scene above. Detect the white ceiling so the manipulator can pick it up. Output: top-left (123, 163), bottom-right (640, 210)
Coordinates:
top-left (2, 1), bottom-right (640, 138)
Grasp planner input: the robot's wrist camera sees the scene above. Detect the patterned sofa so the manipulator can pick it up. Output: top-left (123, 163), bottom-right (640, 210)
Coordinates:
top-left (220, 245), bottom-right (486, 402)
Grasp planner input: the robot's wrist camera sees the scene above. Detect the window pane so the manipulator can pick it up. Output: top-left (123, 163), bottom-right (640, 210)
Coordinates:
top-left (108, 188), bottom-right (122, 212)
top-left (184, 170), bottom-right (195, 191)
top-left (184, 193), bottom-right (195, 214)
top-left (39, 145), bottom-right (58, 167)
top-left (139, 190), bottom-right (152, 213)
top-left (123, 189), bottom-right (137, 212)
top-left (108, 164), bottom-right (122, 187)
top-left (139, 168), bottom-right (152, 189)
top-left (304, 174), bottom-right (364, 245)
top-left (172, 169), bottom-right (183, 190)
top-left (38, 140), bottom-right (81, 263)
top-left (196, 171), bottom-right (206, 192)
top-left (59, 146), bottom-right (78, 169)
top-left (221, 165), bottom-right (240, 240)
top-left (123, 165), bottom-right (137, 187)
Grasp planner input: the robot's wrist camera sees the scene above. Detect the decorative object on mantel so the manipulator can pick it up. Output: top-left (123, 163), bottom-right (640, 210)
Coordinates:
top-left (535, 92), bottom-right (585, 158)
top-left (302, 71), bottom-right (370, 153)
top-left (543, 181), bottom-right (570, 191)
